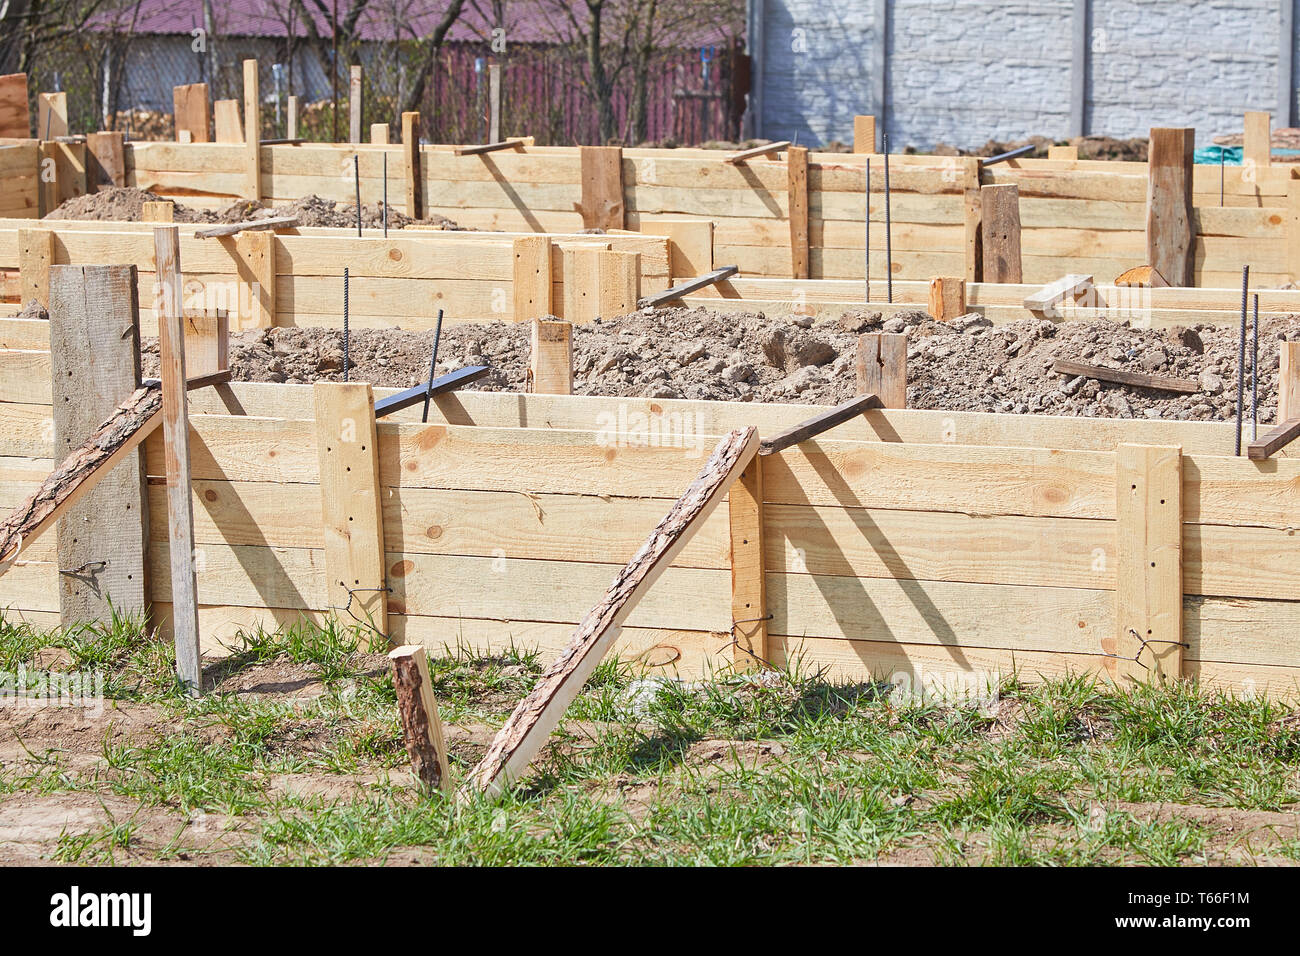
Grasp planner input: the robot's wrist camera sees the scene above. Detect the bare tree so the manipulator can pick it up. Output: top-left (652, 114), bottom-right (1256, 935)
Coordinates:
top-left (397, 0), bottom-right (466, 116)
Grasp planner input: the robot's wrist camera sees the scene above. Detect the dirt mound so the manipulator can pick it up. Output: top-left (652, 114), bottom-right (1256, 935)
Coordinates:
top-left (138, 306), bottom-right (1300, 422)
top-left (929, 135), bottom-right (1147, 162)
top-left (45, 187), bottom-right (460, 230)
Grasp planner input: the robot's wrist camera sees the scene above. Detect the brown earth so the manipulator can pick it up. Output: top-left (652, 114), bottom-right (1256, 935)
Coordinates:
top-left (45, 187), bottom-right (460, 230)
top-left (930, 135), bottom-right (1149, 161)
top-left (140, 306), bottom-right (1300, 423)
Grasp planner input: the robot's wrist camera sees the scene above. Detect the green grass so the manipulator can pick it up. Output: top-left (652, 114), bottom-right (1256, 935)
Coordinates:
top-left (1, 609), bottom-right (1297, 865)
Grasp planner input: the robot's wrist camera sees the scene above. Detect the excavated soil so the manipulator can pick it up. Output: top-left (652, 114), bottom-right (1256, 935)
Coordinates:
top-left (139, 306), bottom-right (1300, 422)
top-left (45, 187), bottom-right (460, 230)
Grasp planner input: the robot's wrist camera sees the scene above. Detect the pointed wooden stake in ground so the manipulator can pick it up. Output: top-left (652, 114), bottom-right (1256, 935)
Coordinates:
top-left (461, 426), bottom-right (759, 800)
top-left (389, 644), bottom-right (452, 793)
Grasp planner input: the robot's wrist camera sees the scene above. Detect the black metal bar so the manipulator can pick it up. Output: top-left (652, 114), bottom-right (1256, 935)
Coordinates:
top-left (1252, 293), bottom-right (1260, 441)
top-left (1236, 265), bottom-right (1249, 456)
top-left (637, 265), bottom-right (739, 309)
top-left (354, 154), bottom-right (362, 238)
top-left (758, 394), bottom-right (883, 456)
top-left (382, 151), bottom-right (388, 238)
top-left (422, 308), bottom-right (445, 423)
top-left (980, 144), bottom-right (1035, 166)
top-left (374, 366), bottom-right (491, 418)
top-left (883, 133), bottom-right (892, 303)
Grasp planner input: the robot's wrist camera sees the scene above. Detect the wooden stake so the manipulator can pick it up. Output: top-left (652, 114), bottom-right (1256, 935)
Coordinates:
top-left (488, 62), bottom-right (501, 143)
top-left (926, 276), bottom-right (966, 321)
top-left (855, 332), bottom-right (907, 407)
top-left (85, 131), bottom-right (125, 188)
top-left (243, 59), bottom-right (262, 200)
top-left (461, 427), bottom-right (758, 799)
top-left (154, 226), bottom-right (201, 694)
top-left (961, 156), bottom-right (982, 283)
top-left (529, 319), bottom-right (572, 394)
top-left (349, 65), bottom-right (363, 144)
top-left (232, 230), bottom-right (275, 329)
top-left (1146, 127), bottom-right (1194, 287)
top-left (579, 145), bottom-right (624, 230)
top-left (512, 235), bottom-right (552, 320)
top-left (286, 95), bottom-right (299, 140)
top-left (788, 145), bottom-right (810, 279)
top-left (37, 92), bottom-right (68, 139)
top-left (853, 115), bottom-right (877, 154)
top-left (1280, 340), bottom-right (1300, 422)
top-left (142, 201), bottom-right (174, 223)
top-left (728, 455), bottom-right (766, 671)
top-left (183, 309), bottom-right (229, 376)
top-left (597, 249), bottom-right (638, 318)
top-left (1114, 444), bottom-right (1183, 684)
top-left (213, 99), bottom-right (242, 143)
top-left (0, 72), bottom-right (31, 138)
top-left (402, 111), bottom-right (422, 219)
top-left (315, 382), bottom-right (387, 637)
top-left (172, 83), bottom-right (210, 143)
top-left (1244, 111), bottom-right (1271, 169)
top-left (17, 228), bottom-right (52, 309)
top-left (369, 123), bottom-right (389, 145)
top-left (980, 183), bottom-right (1022, 283)
top-left (389, 644), bottom-right (452, 793)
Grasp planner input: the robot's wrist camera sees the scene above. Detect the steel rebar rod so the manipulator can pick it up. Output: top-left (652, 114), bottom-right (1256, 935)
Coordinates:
top-left (354, 154), bottom-right (362, 238)
top-left (1252, 293), bottom-right (1260, 440)
top-left (423, 308), bottom-right (445, 423)
top-left (343, 267), bottom-right (351, 383)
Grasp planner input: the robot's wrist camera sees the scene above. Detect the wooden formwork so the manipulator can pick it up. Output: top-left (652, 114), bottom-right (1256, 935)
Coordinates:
top-left (2, 326), bottom-right (1299, 697)
top-left (0, 219), bottom-right (671, 328)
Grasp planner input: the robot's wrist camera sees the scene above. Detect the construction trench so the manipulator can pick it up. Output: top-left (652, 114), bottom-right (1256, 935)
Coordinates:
top-left (2, 72), bottom-right (1300, 794)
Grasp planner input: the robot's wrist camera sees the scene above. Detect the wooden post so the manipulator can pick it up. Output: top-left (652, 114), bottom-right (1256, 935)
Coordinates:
top-left (315, 382), bottom-right (387, 637)
top-left (17, 228), bottom-right (52, 309)
top-left (232, 230), bottom-right (275, 329)
top-left (85, 131), bottom-right (125, 188)
top-left (1244, 111), bottom-right (1271, 169)
top-left (853, 115), bottom-right (877, 154)
top-left (579, 145), bottom-right (624, 230)
top-left (529, 319), bottom-right (573, 394)
top-left (927, 276), bottom-right (966, 321)
top-left (213, 100), bottom-right (242, 143)
top-left (980, 183), bottom-right (1022, 283)
top-left (369, 123), bottom-right (389, 145)
top-left (1280, 341), bottom-right (1300, 422)
top-left (402, 111), bottom-right (422, 219)
top-left (38, 140), bottom-right (87, 216)
top-left (48, 265), bottom-right (149, 626)
top-left (728, 456), bottom-right (766, 671)
top-left (961, 156), bottom-right (982, 282)
top-left (142, 201), bottom-right (174, 223)
top-left (597, 249), bottom-right (639, 318)
top-left (0, 72), bottom-right (31, 138)
top-left (855, 332), bottom-right (907, 407)
top-left (348, 65), bottom-right (363, 144)
top-left (183, 310), bottom-right (229, 376)
top-left (639, 220), bottom-right (714, 281)
top-left (1114, 444), bottom-right (1183, 684)
top-left (172, 83), bottom-right (210, 142)
top-left (1146, 127), bottom-right (1194, 287)
top-left (153, 227), bottom-right (201, 693)
top-left (388, 644), bottom-right (452, 793)
top-left (37, 92), bottom-right (68, 139)
top-left (512, 236), bottom-right (552, 320)
top-left (487, 63), bottom-right (501, 143)
top-left (1047, 145), bottom-right (1078, 160)
top-left (286, 95), bottom-right (299, 140)
top-left (462, 427), bottom-right (759, 799)
top-left (788, 145), bottom-right (810, 279)
top-left (242, 60), bottom-right (262, 201)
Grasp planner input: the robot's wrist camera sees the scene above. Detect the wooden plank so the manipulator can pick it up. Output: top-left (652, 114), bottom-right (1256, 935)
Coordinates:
top-left (1115, 444), bottom-right (1183, 684)
top-left (454, 139), bottom-right (529, 157)
top-left (0, 385), bottom-right (160, 570)
top-left (579, 145), bottom-right (624, 230)
top-left (855, 332), bottom-right (907, 407)
top-left (242, 60), bottom-right (261, 200)
top-left (638, 265), bottom-right (738, 308)
top-left (728, 455), bottom-right (766, 670)
top-left (36, 92), bottom-right (67, 139)
top-left (1024, 273), bottom-right (1093, 316)
top-left (637, 219), bottom-right (713, 280)
top-left (1246, 418), bottom-right (1300, 460)
top-left (512, 235), bottom-right (552, 320)
top-left (759, 394), bottom-right (883, 456)
top-left (389, 644), bottom-right (451, 791)
top-left (981, 183), bottom-right (1022, 283)
top-left (173, 83), bottom-right (210, 143)
top-left (1146, 127), bottom-right (1194, 287)
top-left (529, 319), bottom-right (572, 394)
top-left (37, 141), bottom-right (86, 217)
top-left (853, 116), bottom-right (877, 154)
top-left (0, 74), bottom-right (30, 138)
top-left (154, 226), bottom-right (201, 693)
top-left (183, 309), bottom-right (229, 376)
top-left (232, 230), bottom-right (274, 329)
top-left (962, 157), bottom-right (982, 282)
top-left (0, 349), bottom-right (51, 403)
top-left (1047, 146), bottom-right (1078, 160)
top-left (193, 215), bottom-right (298, 239)
top-left (462, 426), bottom-right (758, 798)
top-left (724, 141), bottom-right (790, 164)
top-left (142, 201), bottom-right (174, 223)
top-left (18, 228), bottom-right (52, 309)
top-left (1243, 111), bottom-right (1271, 168)
top-left (402, 112), bottom-right (422, 219)
top-left (370, 123), bottom-right (389, 145)
top-left (349, 65), bottom-right (363, 144)
top-left (1290, 178), bottom-right (1300, 286)
top-left (213, 100), bottom-right (242, 143)
top-left (788, 145), bottom-right (810, 279)
top-left (1052, 358), bottom-right (1200, 394)
top-left (597, 249), bottom-right (639, 317)
top-left (1281, 340), bottom-right (1300, 421)
top-left (927, 275), bottom-right (965, 321)
top-left (49, 264), bottom-right (149, 625)
top-left (315, 382), bottom-right (387, 636)
top-left (286, 96), bottom-right (298, 140)
top-left (85, 132), bottom-right (124, 188)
